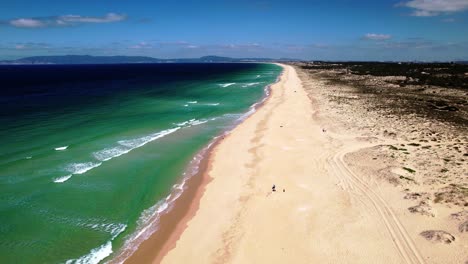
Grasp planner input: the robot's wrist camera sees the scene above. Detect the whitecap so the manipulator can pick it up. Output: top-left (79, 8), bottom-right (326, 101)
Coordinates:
top-left (55, 128), bottom-right (181, 183)
top-left (219, 83), bottom-right (235, 88)
top-left (67, 162), bottom-right (102, 175)
top-left (205, 103), bottom-right (220, 106)
top-left (176, 119), bottom-right (209, 127)
top-left (53, 162), bottom-right (101, 183)
top-left (175, 119), bottom-right (195, 126)
top-left (241, 82), bottom-right (261, 88)
top-left (65, 224), bottom-right (126, 264)
top-left (53, 174), bottom-right (72, 183)
top-left (93, 146), bottom-right (131, 162)
top-left (66, 241), bottom-right (112, 264)
top-left (188, 101), bottom-right (197, 104)
top-left (189, 120), bottom-right (208, 126)
top-left (118, 127), bottom-right (180, 149)
top-left (55, 146), bottom-right (68, 151)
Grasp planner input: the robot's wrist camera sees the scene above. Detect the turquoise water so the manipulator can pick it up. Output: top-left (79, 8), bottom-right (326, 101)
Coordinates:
top-left (0, 63), bottom-right (282, 263)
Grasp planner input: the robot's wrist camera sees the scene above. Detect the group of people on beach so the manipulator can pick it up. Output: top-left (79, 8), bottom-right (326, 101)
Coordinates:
top-left (272, 184), bottom-right (285, 193)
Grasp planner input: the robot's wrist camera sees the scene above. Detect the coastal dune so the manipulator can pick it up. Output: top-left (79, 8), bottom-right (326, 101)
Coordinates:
top-left (154, 64), bottom-right (444, 264)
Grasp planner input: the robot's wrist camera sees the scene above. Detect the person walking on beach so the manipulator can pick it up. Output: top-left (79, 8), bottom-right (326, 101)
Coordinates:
top-left (272, 184), bottom-right (276, 192)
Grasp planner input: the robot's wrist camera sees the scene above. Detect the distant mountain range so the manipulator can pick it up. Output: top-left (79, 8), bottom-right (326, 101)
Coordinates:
top-left (0, 55), bottom-right (300, 65)
top-left (1, 55), bottom-right (465, 65)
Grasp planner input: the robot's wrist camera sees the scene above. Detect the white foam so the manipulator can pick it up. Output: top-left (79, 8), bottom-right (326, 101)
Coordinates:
top-left (65, 224), bottom-right (126, 264)
top-left (55, 128), bottom-right (181, 184)
top-left (205, 103), bottom-right (220, 106)
top-left (93, 146), bottom-right (131, 162)
top-left (184, 104), bottom-right (189, 107)
top-left (222, 113), bottom-right (243, 119)
top-left (176, 119), bottom-right (195, 126)
top-left (118, 128), bottom-right (180, 149)
top-left (54, 162), bottom-right (102, 183)
top-left (176, 119), bottom-right (209, 127)
top-left (55, 146), bottom-right (68, 151)
top-left (67, 162), bottom-right (102, 175)
top-left (25, 156), bottom-right (32, 159)
top-left (219, 83), bottom-right (235, 88)
top-left (238, 107), bottom-right (256, 121)
top-left (66, 241), bottom-right (112, 264)
top-left (241, 82), bottom-right (261, 88)
top-left (190, 120), bottom-right (208, 126)
top-left (256, 75), bottom-right (261, 78)
top-left (53, 174), bottom-right (72, 183)
top-left (188, 101), bottom-right (197, 104)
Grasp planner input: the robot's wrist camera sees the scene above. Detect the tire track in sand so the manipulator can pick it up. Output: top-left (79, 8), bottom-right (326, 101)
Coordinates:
top-left (329, 145), bottom-right (425, 264)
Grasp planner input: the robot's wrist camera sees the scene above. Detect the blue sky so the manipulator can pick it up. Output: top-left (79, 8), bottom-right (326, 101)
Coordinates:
top-left (1, 0), bottom-right (468, 61)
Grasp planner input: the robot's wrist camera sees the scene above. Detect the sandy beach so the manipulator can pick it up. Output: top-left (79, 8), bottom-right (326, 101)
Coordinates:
top-left (130, 63), bottom-right (466, 264)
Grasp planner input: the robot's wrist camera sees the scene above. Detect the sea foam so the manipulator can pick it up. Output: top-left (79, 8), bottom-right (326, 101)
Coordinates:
top-left (219, 83), bottom-right (235, 88)
top-left (65, 223), bottom-right (126, 264)
top-left (52, 162), bottom-right (102, 183)
top-left (241, 82), bottom-right (262, 88)
top-left (93, 146), bottom-right (131, 162)
top-left (175, 118), bottom-right (210, 127)
top-left (54, 127), bottom-right (181, 183)
top-left (118, 127), bottom-right (180, 149)
top-left (55, 146), bottom-right (68, 151)
top-left (53, 174), bottom-right (72, 183)
top-left (67, 162), bottom-right (102, 175)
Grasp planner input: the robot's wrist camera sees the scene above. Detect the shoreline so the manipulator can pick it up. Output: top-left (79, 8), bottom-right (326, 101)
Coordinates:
top-left (120, 63), bottom-right (465, 264)
top-left (113, 64), bottom-right (284, 264)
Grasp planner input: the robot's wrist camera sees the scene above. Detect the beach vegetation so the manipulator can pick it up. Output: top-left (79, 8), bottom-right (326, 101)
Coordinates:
top-left (399, 175), bottom-right (415, 182)
top-left (389, 145), bottom-right (398, 150)
top-left (403, 167), bottom-right (416, 173)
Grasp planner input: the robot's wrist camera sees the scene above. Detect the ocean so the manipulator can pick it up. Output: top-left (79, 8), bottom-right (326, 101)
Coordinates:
top-left (0, 63), bottom-right (282, 264)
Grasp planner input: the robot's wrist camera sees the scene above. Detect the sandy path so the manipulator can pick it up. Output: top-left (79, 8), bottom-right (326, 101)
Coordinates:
top-left (159, 64), bottom-right (424, 264)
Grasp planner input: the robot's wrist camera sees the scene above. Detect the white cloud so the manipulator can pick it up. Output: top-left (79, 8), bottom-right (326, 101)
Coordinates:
top-left (57, 13), bottom-right (126, 24)
top-left (400, 0), bottom-right (468, 16)
top-left (130, 42), bottom-right (152, 49)
top-left (364, 33), bottom-right (392, 40)
top-left (9, 18), bottom-right (45, 28)
top-left (6, 13), bottom-right (126, 28)
top-left (220, 43), bottom-right (263, 49)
